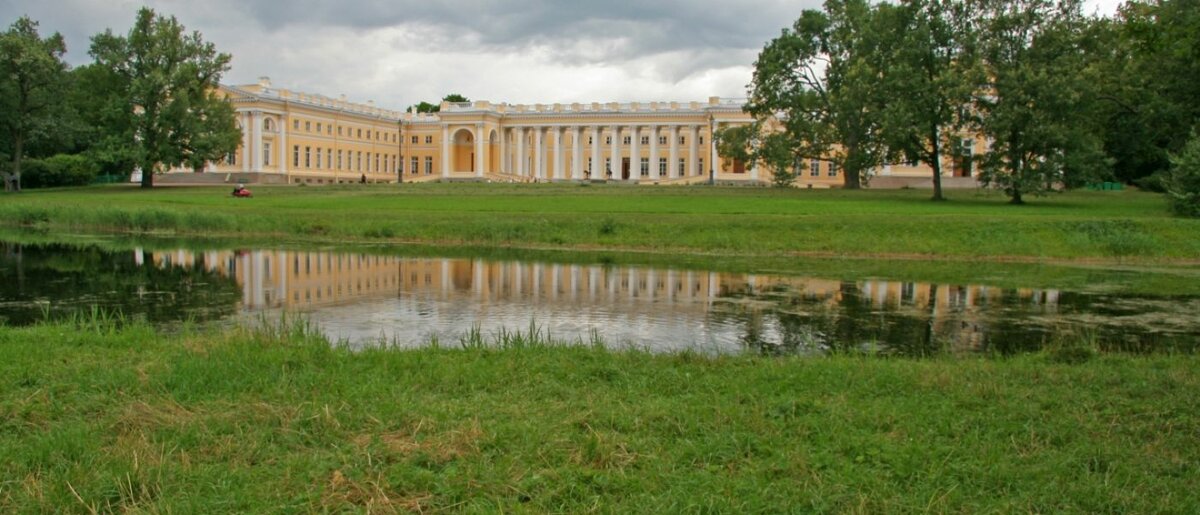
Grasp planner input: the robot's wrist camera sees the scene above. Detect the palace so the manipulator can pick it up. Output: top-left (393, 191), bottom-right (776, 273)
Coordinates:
top-left (166, 77), bottom-right (982, 188)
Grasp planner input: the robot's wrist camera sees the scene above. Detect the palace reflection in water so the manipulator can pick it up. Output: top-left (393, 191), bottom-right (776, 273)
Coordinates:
top-left (135, 247), bottom-right (1153, 356)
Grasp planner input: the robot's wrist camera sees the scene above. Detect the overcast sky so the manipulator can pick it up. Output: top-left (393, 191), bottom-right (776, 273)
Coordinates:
top-left (2, 0), bottom-right (1124, 110)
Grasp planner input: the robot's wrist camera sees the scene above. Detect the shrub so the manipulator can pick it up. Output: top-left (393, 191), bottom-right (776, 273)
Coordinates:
top-left (20, 154), bottom-right (100, 188)
top-left (1165, 133), bottom-right (1200, 217)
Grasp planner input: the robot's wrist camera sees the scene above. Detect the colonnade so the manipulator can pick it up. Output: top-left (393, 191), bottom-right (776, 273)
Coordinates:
top-left (490, 123), bottom-right (710, 181)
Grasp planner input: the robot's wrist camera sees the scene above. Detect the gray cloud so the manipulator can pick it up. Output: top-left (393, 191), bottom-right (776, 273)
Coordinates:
top-left (1, 0), bottom-right (1121, 109)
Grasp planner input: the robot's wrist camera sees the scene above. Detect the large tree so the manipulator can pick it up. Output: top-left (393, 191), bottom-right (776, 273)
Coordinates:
top-left (1093, 0), bottom-right (1200, 184)
top-left (878, 0), bottom-right (983, 200)
top-left (746, 0), bottom-right (891, 189)
top-left (90, 7), bottom-right (236, 188)
top-left (975, 0), bottom-right (1106, 203)
top-left (0, 17), bottom-right (68, 192)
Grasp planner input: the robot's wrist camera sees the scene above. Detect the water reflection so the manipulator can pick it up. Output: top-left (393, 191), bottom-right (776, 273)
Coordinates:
top-left (140, 248), bottom-right (1197, 355)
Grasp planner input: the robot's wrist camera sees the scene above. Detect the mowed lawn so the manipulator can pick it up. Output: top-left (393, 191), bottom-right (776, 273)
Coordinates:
top-left (3, 183), bottom-right (1197, 262)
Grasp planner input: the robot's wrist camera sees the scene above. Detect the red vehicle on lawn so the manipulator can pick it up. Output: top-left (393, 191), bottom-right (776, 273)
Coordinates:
top-left (232, 184), bottom-right (252, 198)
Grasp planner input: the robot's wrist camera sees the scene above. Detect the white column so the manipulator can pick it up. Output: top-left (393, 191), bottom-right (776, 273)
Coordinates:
top-left (516, 128), bottom-right (526, 177)
top-left (278, 117), bottom-right (288, 174)
top-left (441, 125), bottom-right (450, 177)
top-left (629, 125), bottom-right (640, 182)
top-left (475, 123), bottom-right (485, 178)
top-left (648, 124), bottom-right (659, 180)
top-left (668, 125), bottom-right (679, 179)
top-left (251, 111), bottom-right (263, 172)
top-left (572, 126), bottom-right (583, 180)
top-left (591, 126), bottom-right (601, 180)
top-left (499, 127), bottom-right (507, 174)
top-left (534, 127), bottom-right (544, 180)
top-left (689, 125), bottom-right (700, 177)
top-left (552, 127), bottom-right (564, 180)
top-left (609, 125), bottom-right (621, 180)
top-left (240, 111), bottom-right (251, 172)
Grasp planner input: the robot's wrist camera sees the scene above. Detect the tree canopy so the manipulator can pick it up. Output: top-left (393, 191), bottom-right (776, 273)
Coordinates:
top-left (90, 7), bottom-right (238, 188)
top-left (0, 16), bottom-right (68, 192)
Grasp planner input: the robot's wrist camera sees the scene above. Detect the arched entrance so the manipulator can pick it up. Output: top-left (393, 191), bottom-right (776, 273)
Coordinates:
top-left (451, 128), bottom-right (475, 173)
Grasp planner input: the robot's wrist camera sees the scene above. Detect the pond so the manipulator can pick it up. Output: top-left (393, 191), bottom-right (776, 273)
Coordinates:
top-left (1, 240), bottom-right (1196, 356)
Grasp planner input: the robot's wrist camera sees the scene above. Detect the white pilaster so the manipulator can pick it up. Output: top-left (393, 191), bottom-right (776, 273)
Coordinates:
top-left (709, 122), bottom-right (718, 179)
top-left (278, 117), bottom-right (288, 174)
top-left (240, 111), bottom-right (251, 172)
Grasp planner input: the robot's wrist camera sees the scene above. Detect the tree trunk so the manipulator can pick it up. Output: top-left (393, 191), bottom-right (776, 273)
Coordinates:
top-left (929, 125), bottom-right (945, 201)
top-left (7, 137), bottom-right (24, 192)
top-left (140, 160), bottom-right (154, 188)
top-left (843, 167), bottom-right (862, 189)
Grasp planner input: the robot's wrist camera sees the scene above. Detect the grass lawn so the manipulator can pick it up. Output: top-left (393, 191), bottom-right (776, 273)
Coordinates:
top-left (3, 183), bottom-right (1197, 264)
top-left (1, 318), bottom-right (1197, 512)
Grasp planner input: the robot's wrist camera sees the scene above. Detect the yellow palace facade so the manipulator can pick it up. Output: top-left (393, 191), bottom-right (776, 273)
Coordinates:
top-left (171, 77), bottom-right (981, 188)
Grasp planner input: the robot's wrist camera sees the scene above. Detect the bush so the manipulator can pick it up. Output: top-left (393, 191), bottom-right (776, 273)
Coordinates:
top-left (1165, 133), bottom-right (1200, 217)
top-left (20, 154), bottom-right (100, 188)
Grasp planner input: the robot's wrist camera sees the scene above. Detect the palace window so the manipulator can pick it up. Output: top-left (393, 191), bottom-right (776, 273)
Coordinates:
top-left (315, 148), bottom-right (322, 169)
top-left (305, 121), bottom-right (311, 132)
top-left (337, 150), bottom-right (343, 169)
top-left (412, 136), bottom-right (418, 144)
top-left (412, 156), bottom-right (419, 175)
top-left (679, 136), bottom-right (686, 145)
top-left (623, 136), bottom-right (631, 145)
top-left (375, 154), bottom-right (380, 173)
top-left (316, 122), bottom-right (322, 132)
top-left (699, 136), bottom-right (704, 144)
top-left (659, 136), bottom-right (667, 145)
top-left (356, 152), bottom-right (362, 171)
top-left (588, 136), bottom-right (593, 145)
top-left (225, 152), bottom-right (237, 166)
top-left (828, 162), bottom-right (839, 177)
top-left (357, 129), bottom-right (362, 138)
top-left (641, 136), bottom-right (649, 145)
top-left (605, 136), bottom-right (612, 145)
top-left (810, 159), bottom-right (820, 177)
top-left (699, 158), bottom-right (704, 174)
top-left (263, 118), bottom-right (274, 132)
top-left (293, 120), bottom-right (299, 130)
top-left (678, 159), bottom-right (685, 176)
top-left (658, 158), bottom-right (667, 176)
top-left (304, 146), bottom-right (311, 168)
top-left (293, 146), bottom-right (300, 167)
top-left (640, 158), bottom-right (649, 177)
top-left (327, 149), bottom-right (332, 169)
top-left (263, 143), bottom-right (271, 166)
top-left (327, 125), bottom-right (332, 135)
top-left (424, 156), bottom-right (433, 174)
top-left (425, 135), bottom-right (432, 144)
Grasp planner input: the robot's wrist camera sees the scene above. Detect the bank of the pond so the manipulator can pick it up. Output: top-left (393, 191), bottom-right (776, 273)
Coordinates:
top-left (3, 184), bottom-right (1198, 264)
top-left (2, 320), bottom-right (1196, 512)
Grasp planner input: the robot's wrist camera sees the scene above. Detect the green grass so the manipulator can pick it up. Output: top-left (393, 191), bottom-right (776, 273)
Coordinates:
top-left (1, 317), bottom-right (1197, 512)
top-left (3, 183), bottom-right (1198, 263)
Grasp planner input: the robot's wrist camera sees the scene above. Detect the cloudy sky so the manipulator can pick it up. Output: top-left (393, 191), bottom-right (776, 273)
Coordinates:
top-left (3, 0), bottom-right (1123, 111)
